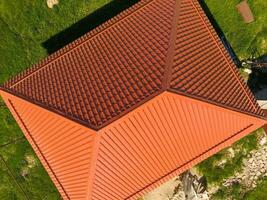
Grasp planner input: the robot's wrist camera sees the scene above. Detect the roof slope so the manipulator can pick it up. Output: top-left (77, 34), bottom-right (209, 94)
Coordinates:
top-left (0, 91), bottom-right (96, 199)
top-left (1, 0), bottom-right (264, 130)
top-left (2, 0), bottom-right (176, 129)
top-left (92, 91), bottom-right (265, 199)
top-left (2, 89), bottom-right (265, 200)
top-left (169, 0), bottom-right (262, 116)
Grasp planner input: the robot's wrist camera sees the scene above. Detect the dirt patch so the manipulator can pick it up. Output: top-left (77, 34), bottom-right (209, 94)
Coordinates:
top-left (143, 177), bottom-right (184, 200)
top-left (236, 1), bottom-right (254, 23)
top-left (47, 0), bottom-right (59, 9)
top-left (20, 155), bottom-right (37, 178)
top-left (25, 155), bottom-right (37, 168)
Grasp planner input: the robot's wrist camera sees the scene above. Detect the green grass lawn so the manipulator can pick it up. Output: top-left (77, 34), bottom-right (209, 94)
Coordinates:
top-left (204, 0), bottom-right (267, 60)
top-left (0, 0), bottom-right (112, 84)
top-left (0, 160), bottom-right (26, 200)
top-left (196, 129), bottom-right (267, 199)
top-left (196, 129), bottom-right (261, 184)
top-left (0, 140), bottom-right (60, 200)
top-left (211, 177), bottom-right (267, 200)
top-left (210, 177), bottom-right (267, 200)
top-left (0, 101), bottom-right (23, 146)
top-left (244, 177), bottom-right (267, 200)
top-left (0, 0), bottom-right (113, 199)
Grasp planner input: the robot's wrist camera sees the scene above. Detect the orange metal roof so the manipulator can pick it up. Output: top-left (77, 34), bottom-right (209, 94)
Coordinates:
top-left (1, 0), bottom-right (264, 131)
top-left (0, 90), bottom-right (265, 199)
top-left (0, 0), bottom-right (266, 199)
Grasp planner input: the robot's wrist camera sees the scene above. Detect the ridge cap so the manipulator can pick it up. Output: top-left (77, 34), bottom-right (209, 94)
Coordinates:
top-left (168, 88), bottom-right (267, 121)
top-left (162, 0), bottom-right (181, 90)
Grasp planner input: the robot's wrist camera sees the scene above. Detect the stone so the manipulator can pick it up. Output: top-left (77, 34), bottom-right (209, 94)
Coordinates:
top-left (248, 158), bottom-right (254, 164)
top-left (244, 68), bottom-right (252, 74)
top-left (47, 0), bottom-right (59, 8)
top-left (255, 152), bottom-right (261, 157)
top-left (260, 137), bottom-right (267, 146)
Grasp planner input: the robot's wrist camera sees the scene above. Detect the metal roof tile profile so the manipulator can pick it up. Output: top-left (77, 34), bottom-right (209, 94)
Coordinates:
top-left (0, 0), bottom-right (266, 199)
top-left (2, 0), bottom-right (176, 130)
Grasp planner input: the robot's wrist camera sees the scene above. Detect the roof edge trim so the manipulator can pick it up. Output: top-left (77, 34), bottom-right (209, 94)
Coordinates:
top-left (168, 88), bottom-right (267, 121)
top-left (126, 123), bottom-right (255, 199)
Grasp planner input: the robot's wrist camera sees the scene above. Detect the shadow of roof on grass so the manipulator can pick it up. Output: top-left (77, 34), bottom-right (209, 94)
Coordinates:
top-left (42, 0), bottom-right (139, 54)
top-left (199, 0), bottom-right (241, 67)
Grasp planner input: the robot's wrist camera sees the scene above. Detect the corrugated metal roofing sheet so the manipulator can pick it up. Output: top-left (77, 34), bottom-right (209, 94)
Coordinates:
top-left (1, 0), bottom-right (264, 130)
top-left (92, 91), bottom-right (265, 199)
top-left (0, 91), bottom-right (96, 200)
top-left (1, 0), bottom-right (176, 129)
top-left (1, 90), bottom-right (265, 200)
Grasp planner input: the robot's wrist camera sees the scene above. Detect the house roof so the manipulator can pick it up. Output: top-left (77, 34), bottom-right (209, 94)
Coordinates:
top-left (1, 0), bottom-right (264, 130)
top-left (1, 89), bottom-right (265, 199)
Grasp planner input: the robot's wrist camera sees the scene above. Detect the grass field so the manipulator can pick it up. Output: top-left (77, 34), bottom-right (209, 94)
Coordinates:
top-left (0, 140), bottom-right (60, 200)
top-left (211, 177), bottom-right (267, 200)
top-left (0, 0), bottom-right (113, 84)
top-left (203, 0), bottom-right (267, 60)
top-left (0, 0), bottom-right (113, 199)
top-left (196, 129), bottom-right (261, 184)
top-left (209, 177), bottom-right (267, 200)
top-left (244, 177), bottom-right (267, 200)
top-left (196, 129), bottom-right (267, 199)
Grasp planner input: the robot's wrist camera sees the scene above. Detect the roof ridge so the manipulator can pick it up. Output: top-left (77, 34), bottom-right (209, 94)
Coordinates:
top-left (188, 0), bottom-right (259, 114)
top-left (7, 0), bottom-right (154, 89)
top-left (1, 86), bottom-right (166, 131)
top-left (0, 87), bottom-right (100, 130)
top-left (162, 0), bottom-right (181, 90)
top-left (168, 88), bottom-right (266, 120)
